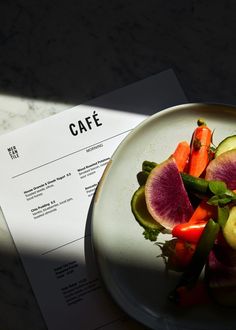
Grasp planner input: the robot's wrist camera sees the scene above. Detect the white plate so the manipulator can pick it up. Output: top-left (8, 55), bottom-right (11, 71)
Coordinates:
top-left (91, 103), bottom-right (236, 330)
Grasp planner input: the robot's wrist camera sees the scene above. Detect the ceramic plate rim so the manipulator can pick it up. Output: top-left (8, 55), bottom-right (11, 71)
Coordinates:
top-left (91, 103), bottom-right (236, 330)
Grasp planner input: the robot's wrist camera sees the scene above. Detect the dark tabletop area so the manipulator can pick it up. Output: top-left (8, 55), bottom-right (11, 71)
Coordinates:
top-left (1, 1), bottom-right (236, 329)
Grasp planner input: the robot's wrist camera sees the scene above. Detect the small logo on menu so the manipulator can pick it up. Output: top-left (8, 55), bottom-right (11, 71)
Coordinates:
top-left (7, 146), bottom-right (19, 159)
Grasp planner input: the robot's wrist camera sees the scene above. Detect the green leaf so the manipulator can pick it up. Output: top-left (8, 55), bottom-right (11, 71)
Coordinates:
top-left (218, 197), bottom-right (232, 206)
top-left (207, 195), bottom-right (221, 206)
top-left (143, 227), bottom-right (161, 241)
top-left (207, 195), bottom-right (232, 206)
top-left (225, 189), bottom-right (236, 198)
top-left (209, 180), bottom-right (227, 195)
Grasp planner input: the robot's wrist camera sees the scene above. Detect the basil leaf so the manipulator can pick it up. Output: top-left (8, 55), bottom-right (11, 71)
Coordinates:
top-left (225, 189), bottom-right (236, 198)
top-left (218, 197), bottom-right (232, 206)
top-left (207, 195), bottom-right (221, 206)
top-left (207, 195), bottom-right (232, 206)
top-left (209, 181), bottom-right (227, 195)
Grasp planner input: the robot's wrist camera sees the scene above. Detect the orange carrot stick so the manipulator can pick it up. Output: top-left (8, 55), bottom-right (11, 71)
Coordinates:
top-left (188, 119), bottom-right (212, 177)
top-left (188, 200), bottom-right (216, 224)
top-left (172, 141), bottom-right (190, 172)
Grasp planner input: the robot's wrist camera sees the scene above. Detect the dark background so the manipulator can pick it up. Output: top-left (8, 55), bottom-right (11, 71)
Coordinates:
top-left (1, 0), bottom-right (236, 106)
top-left (1, 1), bottom-right (236, 329)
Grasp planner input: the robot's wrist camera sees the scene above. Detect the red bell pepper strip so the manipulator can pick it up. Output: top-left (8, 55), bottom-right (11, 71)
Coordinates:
top-left (169, 219), bottom-right (220, 305)
top-left (172, 200), bottom-right (216, 243)
top-left (172, 221), bottom-right (207, 243)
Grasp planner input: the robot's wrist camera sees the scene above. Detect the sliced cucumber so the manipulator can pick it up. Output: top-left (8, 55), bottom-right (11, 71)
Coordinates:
top-left (131, 185), bottom-right (162, 230)
top-left (215, 135), bottom-right (236, 157)
top-left (131, 185), bottom-right (164, 241)
top-left (223, 206), bottom-right (236, 250)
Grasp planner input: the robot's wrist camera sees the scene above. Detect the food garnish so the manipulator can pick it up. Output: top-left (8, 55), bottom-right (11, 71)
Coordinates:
top-left (130, 119), bottom-right (236, 308)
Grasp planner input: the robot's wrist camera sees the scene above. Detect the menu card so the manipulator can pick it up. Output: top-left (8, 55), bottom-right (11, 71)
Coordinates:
top-left (0, 70), bottom-right (187, 330)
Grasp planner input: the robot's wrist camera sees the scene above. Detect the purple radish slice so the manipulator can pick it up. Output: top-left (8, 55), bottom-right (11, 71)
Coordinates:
top-left (145, 157), bottom-right (194, 230)
top-left (205, 234), bottom-right (236, 307)
top-left (205, 149), bottom-right (236, 190)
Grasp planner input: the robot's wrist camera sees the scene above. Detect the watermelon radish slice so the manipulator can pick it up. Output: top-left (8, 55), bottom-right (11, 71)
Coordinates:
top-left (205, 149), bottom-right (236, 190)
top-left (205, 235), bottom-right (236, 307)
top-left (145, 157), bottom-right (194, 230)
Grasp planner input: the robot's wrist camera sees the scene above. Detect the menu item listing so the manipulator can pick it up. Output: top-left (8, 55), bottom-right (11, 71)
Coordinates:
top-left (0, 105), bottom-right (146, 330)
top-left (0, 70), bottom-right (187, 329)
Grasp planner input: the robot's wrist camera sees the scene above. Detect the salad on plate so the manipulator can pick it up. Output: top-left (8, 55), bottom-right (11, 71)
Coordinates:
top-left (131, 118), bottom-right (236, 308)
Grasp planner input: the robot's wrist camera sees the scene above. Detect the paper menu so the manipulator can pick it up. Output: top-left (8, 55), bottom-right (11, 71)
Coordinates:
top-left (0, 70), bottom-right (187, 330)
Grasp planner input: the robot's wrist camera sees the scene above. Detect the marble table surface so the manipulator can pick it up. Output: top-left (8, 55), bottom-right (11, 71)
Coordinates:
top-left (1, 1), bottom-right (236, 329)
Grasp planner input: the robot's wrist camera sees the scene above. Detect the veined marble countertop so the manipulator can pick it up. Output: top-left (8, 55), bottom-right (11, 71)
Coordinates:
top-left (1, 1), bottom-right (236, 329)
